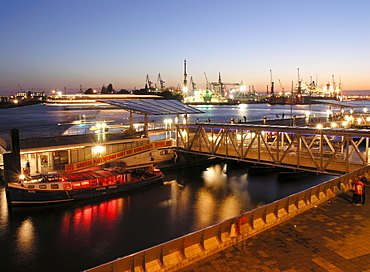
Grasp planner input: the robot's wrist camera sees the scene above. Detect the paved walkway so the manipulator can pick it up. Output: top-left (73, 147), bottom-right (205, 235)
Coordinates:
top-left (179, 186), bottom-right (370, 272)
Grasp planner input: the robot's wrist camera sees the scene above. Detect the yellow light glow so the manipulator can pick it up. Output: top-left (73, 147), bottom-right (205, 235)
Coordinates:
top-left (316, 124), bottom-right (323, 129)
top-left (93, 145), bottom-right (104, 154)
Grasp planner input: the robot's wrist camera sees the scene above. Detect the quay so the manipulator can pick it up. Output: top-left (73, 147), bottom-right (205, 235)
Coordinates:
top-left (179, 183), bottom-right (370, 272)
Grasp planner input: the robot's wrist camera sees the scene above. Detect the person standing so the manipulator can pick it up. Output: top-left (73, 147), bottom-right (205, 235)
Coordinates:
top-left (235, 210), bottom-right (248, 250)
top-left (358, 175), bottom-right (368, 204)
top-left (24, 161), bottom-right (30, 176)
top-left (353, 178), bottom-right (364, 206)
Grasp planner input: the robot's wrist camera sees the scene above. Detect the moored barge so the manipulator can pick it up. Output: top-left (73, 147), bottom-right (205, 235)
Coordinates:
top-left (7, 165), bottom-right (163, 205)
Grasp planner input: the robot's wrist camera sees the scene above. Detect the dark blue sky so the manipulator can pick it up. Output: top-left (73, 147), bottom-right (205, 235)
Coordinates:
top-left (1, 0), bottom-right (369, 94)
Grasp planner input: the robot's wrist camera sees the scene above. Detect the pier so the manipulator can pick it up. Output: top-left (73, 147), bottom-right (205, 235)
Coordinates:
top-left (179, 174), bottom-right (370, 272)
top-left (175, 123), bottom-right (370, 174)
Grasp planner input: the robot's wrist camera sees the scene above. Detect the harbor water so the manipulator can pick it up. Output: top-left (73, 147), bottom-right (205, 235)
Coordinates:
top-left (0, 102), bottom-right (359, 271)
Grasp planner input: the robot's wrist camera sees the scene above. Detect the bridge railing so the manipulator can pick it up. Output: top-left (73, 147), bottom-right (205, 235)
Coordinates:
top-left (84, 165), bottom-right (370, 272)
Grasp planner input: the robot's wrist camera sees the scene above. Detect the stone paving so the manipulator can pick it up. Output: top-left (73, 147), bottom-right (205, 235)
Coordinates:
top-left (179, 186), bottom-right (370, 272)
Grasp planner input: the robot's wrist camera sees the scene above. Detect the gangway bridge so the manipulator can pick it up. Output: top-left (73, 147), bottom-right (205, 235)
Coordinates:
top-left (174, 123), bottom-right (370, 175)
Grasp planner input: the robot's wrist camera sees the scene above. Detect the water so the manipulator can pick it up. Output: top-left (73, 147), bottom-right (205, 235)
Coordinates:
top-left (0, 102), bottom-right (331, 135)
top-left (0, 103), bottom-right (343, 271)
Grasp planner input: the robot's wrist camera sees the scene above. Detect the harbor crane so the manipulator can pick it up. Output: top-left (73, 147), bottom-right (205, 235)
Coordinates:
top-left (145, 74), bottom-right (153, 90)
top-left (278, 79), bottom-right (285, 95)
top-left (157, 73), bottom-right (165, 89)
top-left (332, 74), bottom-right (336, 90)
top-left (190, 76), bottom-right (196, 90)
top-left (204, 72), bottom-right (210, 90)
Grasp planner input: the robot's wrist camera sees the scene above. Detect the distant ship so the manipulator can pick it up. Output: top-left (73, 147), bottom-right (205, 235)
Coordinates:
top-left (269, 81), bottom-right (342, 105)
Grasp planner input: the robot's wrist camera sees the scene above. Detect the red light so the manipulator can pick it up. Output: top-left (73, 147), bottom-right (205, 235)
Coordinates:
top-left (72, 182), bottom-right (81, 189)
top-left (81, 181), bottom-right (90, 188)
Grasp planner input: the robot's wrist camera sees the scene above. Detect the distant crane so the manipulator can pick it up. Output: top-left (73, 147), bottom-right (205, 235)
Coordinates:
top-left (190, 76), bottom-right (196, 90)
top-left (145, 74), bottom-right (153, 90)
top-left (18, 84), bottom-right (24, 93)
top-left (157, 73), bottom-right (165, 89)
top-left (204, 72), bottom-right (210, 90)
top-left (332, 74), bottom-right (336, 89)
top-left (278, 79), bottom-right (285, 95)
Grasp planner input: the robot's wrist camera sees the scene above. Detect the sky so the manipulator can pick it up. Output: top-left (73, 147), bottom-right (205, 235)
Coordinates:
top-left (1, 0), bottom-right (370, 95)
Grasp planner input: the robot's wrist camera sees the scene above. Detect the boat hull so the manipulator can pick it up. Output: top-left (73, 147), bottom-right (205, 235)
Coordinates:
top-left (7, 174), bottom-right (163, 205)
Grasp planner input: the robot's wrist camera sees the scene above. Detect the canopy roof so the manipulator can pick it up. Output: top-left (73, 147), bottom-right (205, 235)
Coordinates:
top-left (312, 99), bottom-right (364, 108)
top-left (100, 99), bottom-right (204, 115)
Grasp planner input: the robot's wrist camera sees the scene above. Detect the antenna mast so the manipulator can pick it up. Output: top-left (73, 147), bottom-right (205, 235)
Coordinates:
top-left (183, 59), bottom-right (188, 87)
top-left (270, 69), bottom-right (274, 96)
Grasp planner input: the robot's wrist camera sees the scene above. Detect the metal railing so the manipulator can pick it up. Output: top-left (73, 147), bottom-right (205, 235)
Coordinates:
top-left (84, 165), bottom-right (369, 272)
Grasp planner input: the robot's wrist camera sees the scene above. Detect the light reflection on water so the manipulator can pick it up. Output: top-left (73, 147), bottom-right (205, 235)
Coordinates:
top-left (0, 102), bottom-right (334, 135)
top-left (0, 188), bottom-right (9, 235)
top-left (0, 161), bottom-right (335, 272)
top-left (16, 218), bottom-right (36, 258)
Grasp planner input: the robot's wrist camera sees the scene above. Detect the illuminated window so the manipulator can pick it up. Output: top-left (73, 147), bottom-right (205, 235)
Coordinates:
top-left (72, 182), bottom-right (81, 189)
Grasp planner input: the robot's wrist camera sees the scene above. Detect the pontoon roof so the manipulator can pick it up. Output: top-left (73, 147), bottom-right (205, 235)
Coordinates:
top-left (100, 99), bottom-right (204, 115)
top-left (312, 100), bottom-right (364, 108)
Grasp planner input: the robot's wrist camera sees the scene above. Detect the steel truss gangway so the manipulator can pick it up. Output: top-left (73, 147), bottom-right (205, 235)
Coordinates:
top-left (175, 123), bottom-right (370, 175)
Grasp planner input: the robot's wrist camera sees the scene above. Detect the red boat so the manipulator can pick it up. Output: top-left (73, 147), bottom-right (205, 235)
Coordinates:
top-left (7, 165), bottom-right (163, 205)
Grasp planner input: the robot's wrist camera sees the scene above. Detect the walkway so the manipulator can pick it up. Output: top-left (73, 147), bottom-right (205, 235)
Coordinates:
top-left (179, 186), bottom-right (370, 272)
